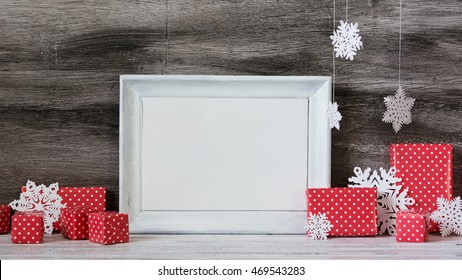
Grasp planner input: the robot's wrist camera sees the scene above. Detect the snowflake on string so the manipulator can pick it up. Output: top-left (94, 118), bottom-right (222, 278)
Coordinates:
top-left (327, 101), bottom-right (342, 130)
top-left (9, 180), bottom-right (66, 234)
top-left (430, 197), bottom-right (462, 237)
top-left (348, 167), bottom-right (415, 235)
top-left (305, 212), bottom-right (333, 240)
top-left (330, 20), bottom-right (363, 61)
top-left (382, 86), bottom-right (415, 133)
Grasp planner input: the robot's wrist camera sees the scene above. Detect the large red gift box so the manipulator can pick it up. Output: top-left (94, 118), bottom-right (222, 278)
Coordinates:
top-left (306, 188), bottom-right (378, 236)
top-left (88, 212), bottom-right (129, 245)
top-left (22, 186), bottom-right (107, 231)
top-left (60, 206), bottom-right (99, 240)
top-left (390, 144), bottom-right (453, 232)
top-left (0, 204), bottom-right (11, 234)
top-left (396, 211), bottom-right (428, 242)
top-left (11, 211), bottom-right (44, 244)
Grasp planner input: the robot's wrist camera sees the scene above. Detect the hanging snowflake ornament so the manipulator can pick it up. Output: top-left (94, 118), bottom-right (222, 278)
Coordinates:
top-left (382, 86), bottom-right (415, 133)
top-left (305, 212), bottom-right (333, 240)
top-left (430, 196), bottom-right (462, 237)
top-left (9, 180), bottom-right (66, 234)
top-left (327, 101), bottom-right (342, 130)
top-left (330, 20), bottom-right (363, 61)
top-left (348, 167), bottom-right (415, 235)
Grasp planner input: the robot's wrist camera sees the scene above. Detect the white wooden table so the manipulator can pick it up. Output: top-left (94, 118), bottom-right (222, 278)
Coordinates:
top-left (1, 234), bottom-right (461, 259)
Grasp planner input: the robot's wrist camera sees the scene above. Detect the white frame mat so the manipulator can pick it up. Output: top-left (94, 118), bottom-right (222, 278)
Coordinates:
top-left (120, 75), bottom-right (331, 234)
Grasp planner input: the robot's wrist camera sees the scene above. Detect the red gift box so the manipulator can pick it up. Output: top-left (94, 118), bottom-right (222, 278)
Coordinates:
top-left (88, 212), bottom-right (129, 245)
top-left (11, 211), bottom-right (44, 244)
top-left (396, 211), bottom-right (428, 242)
top-left (22, 186), bottom-right (107, 231)
top-left (306, 188), bottom-right (378, 236)
top-left (390, 143), bottom-right (453, 232)
top-left (0, 204), bottom-right (11, 234)
top-left (60, 206), bottom-right (99, 240)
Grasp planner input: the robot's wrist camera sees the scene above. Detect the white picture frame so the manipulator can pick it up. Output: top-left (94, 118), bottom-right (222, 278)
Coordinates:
top-left (120, 75), bottom-right (331, 234)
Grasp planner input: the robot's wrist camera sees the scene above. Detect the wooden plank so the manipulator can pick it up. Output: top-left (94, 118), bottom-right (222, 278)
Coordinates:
top-left (0, 234), bottom-right (461, 259)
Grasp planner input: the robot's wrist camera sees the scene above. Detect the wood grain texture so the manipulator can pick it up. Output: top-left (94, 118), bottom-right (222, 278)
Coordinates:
top-left (0, 234), bottom-right (461, 259)
top-left (0, 0), bottom-right (461, 209)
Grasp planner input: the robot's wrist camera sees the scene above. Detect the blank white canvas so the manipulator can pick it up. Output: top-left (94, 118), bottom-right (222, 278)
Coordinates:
top-left (141, 97), bottom-right (308, 211)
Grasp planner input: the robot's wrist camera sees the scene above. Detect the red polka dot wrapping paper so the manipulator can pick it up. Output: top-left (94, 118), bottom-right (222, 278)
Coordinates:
top-left (395, 211), bottom-right (428, 242)
top-left (306, 188), bottom-right (378, 236)
top-left (60, 206), bottom-right (99, 240)
top-left (88, 212), bottom-right (129, 245)
top-left (21, 186), bottom-right (107, 232)
top-left (389, 144), bottom-right (453, 232)
top-left (11, 211), bottom-right (44, 244)
top-left (0, 204), bottom-right (11, 234)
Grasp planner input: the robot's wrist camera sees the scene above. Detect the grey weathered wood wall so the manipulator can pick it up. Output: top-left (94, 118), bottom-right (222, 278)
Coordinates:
top-left (0, 0), bottom-right (460, 210)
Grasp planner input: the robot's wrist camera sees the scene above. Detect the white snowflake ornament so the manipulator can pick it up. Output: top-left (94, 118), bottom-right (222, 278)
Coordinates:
top-left (305, 212), bottom-right (333, 240)
top-left (330, 20), bottom-right (363, 60)
top-left (327, 101), bottom-right (342, 130)
top-left (383, 86), bottom-right (415, 133)
top-left (9, 180), bottom-right (66, 234)
top-left (430, 196), bottom-right (462, 237)
top-left (348, 167), bottom-right (415, 235)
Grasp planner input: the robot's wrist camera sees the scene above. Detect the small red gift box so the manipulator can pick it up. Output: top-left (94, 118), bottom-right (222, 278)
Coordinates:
top-left (390, 144), bottom-right (453, 232)
top-left (88, 212), bottom-right (129, 245)
top-left (306, 187), bottom-right (378, 236)
top-left (396, 211), bottom-right (428, 242)
top-left (60, 206), bottom-right (99, 240)
top-left (11, 211), bottom-right (44, 244)
top-left (0, 204), bottom-right (11, 234)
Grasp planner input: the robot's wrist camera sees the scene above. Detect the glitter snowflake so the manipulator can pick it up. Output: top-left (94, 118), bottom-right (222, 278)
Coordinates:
top-left (327, 101), bottom-right (342, 130)
top-left (430, 196), bottom-right (462, 237)
top-left (330, 20), bottom-right (363, 61)
top-left (382, 86), bottom-right (415, 133)
top-left (348, 167), bottom-right (415, 235)
top-left (305, 212), bottom-right (333, 240)
top-left (9, 180), bottom-right (66, 234)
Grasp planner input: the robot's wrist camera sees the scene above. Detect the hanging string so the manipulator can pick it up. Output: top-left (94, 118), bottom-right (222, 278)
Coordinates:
top-left (398, 0), bottom-right (402, 87)
top-left (346, 0), bottom-right (348, 22)
top-left (332, 0), bottom-right (336, 101)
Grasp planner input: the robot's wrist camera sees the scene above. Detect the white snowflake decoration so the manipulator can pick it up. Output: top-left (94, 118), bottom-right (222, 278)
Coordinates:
top-left (305, 212), bottom-right (333, 240)
top-left (382, 86), bottom-right (415, 133)
top-left (9, 180), bottom-right (66, 234)
top-left (327, 101), bottom-right (342, 130)
top-left (330, 20), bottom-right (363, 61)
top-left (348, 167), bottom-right (415, 235)
top-left (430, 196), bottom-right (462, 237)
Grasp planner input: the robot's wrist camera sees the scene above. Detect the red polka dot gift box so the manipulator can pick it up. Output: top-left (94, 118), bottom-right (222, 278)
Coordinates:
top-left (395, 211), bottom-right (428, 242)
top-left (22, 186), bottom-right (107, 232)
top-left (60, 206), bottom-right (99, 240)
top-left (88, 212), bottom-right (129, 245)
top-left (389, 144), bottom-right (453, 232)
top-left (11, 211), bottom-right (44, 244)
top-left (0, 204), bottom-right (11, 234)
top-left (306, 188), bottom-right (378, 236)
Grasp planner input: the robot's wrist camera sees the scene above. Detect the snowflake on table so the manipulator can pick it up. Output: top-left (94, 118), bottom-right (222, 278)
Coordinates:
top-left (327, 101), bottom-right (342, 130)
top-left (382, 86), bottom-right (415, 133)
top-left (9, 180), bottom-right (66, 234)
top-left (348, 167), bottom-right (415, 235)
top-left (330, 20), bottom-right (363, 61)
top-left (305, 212), bottom-right (333, 240)
top-left (430, 196), bottom-right (462, 237)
